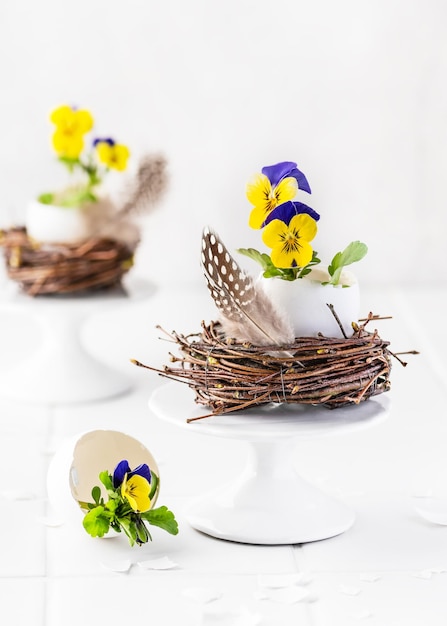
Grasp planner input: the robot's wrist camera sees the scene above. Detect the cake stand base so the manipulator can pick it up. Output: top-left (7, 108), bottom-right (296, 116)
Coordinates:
top-left (0, 277), bottom-right (155, 405)
top-left (149, 383), bottom-right (390, 545)
top-left (184, 440), bottom-right (354, 544)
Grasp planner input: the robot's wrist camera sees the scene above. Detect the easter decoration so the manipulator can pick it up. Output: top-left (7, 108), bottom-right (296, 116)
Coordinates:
top-left (80, 459), bottom-right (178, 547)
top-left (134, 160), bottom-right (413, 420)
top-left (0, 104), bottom-right (167, 295)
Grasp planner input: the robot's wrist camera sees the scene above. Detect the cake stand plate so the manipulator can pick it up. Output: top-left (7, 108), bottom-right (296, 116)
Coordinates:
top-left (0, 277), bottom-right (155, 405)
top-left (149, 383), bottom-right (390, 545)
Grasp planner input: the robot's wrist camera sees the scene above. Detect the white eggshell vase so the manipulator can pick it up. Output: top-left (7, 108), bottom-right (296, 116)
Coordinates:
top-left (26, 200), bottom-right (91, 244)
top-left (47, 430), bottom-right (160, 529)
top-left (259, 266), bottom-right (360, 338)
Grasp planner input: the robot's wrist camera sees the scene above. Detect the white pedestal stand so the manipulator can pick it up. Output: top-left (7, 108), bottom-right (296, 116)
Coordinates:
top-left (149, 383), bottom-right (390, 545)
top-left (0, 277), bottom-right (155, 405)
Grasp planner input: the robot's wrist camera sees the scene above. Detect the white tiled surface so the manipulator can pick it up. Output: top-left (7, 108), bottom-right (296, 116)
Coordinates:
top-left (1, 277), bottom-right (447, 625)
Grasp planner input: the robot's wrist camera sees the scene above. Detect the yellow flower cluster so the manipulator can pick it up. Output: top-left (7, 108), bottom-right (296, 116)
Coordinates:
top-left (50, 104), bottom-right (130, 171)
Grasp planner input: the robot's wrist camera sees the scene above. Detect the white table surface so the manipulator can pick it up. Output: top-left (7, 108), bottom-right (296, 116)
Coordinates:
top-left (0, 273), bottom-right (446, 626)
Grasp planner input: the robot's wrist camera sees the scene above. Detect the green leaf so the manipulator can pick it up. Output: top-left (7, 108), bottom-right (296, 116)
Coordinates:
top-left (149, 472), bottom-right (159, 500)
top-left (105, 497), bottom-right (119, 513)
top-left (237, 248), bottom-right (273, 271)
top-left (82, 506), bottom-right (110, 538)
top-left (118, 516), bottom-right (137, 547)
top-left (99, 471), bottom-right (113, 491)
top-left (135, 517), bottom-right (151, 544)
top-left (37, 192), bottom-right (54, 205)
top-left (328, 241), bottom-right (368, 285)
top-left (141, 506), bottom-right (179, 536)
top-left (91, 486), bottom-right (101, 505)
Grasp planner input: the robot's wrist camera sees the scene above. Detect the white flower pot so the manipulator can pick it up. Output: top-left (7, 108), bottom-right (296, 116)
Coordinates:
top-left (26, 200), bottom-right (91, 244)
top-left (259, 266), bottom-right (360, 338)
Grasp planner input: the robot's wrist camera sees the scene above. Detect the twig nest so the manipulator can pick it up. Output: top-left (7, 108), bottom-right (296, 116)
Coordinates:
top-left (26, 201), bottom-right (92, 244)
top-left (0, 227), bottom-right (135, 295)
top-left (259, 266), bottom-right (360, 339)
top-left (136, 318), bottom-right (392, 418)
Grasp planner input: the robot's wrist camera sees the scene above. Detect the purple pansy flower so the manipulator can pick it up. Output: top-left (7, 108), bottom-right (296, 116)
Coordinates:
top-left (93, 137), bottom-right (115, 147)
top-left (263, 200), bottom-right (320, 228)
top-left (113, 459), bottom-right (151, 488)
top-left (262, 161), bottom-right (312, 195)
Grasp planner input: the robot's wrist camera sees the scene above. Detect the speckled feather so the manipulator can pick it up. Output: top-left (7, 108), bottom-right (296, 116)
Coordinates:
top-left (201, 227), bottom-right (294, 346)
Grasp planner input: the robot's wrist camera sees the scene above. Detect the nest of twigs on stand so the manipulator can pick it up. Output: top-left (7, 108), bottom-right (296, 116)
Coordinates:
top-left (0, 227), bottom-right (135, 296)
top-left (134, 314), bottom-right (404, 421)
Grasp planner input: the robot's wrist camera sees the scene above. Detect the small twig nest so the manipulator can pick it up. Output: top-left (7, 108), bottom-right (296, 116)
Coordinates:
top-left (134, 316), bottom-right (396, 421)
top-left (0, 227), bottom-right (136, 296)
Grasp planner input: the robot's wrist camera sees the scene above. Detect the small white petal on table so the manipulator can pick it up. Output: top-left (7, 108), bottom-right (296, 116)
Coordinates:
top-left (255, 586), bottom-right (312, 604)
top-left (137, 556), bottom-right (178, 570)
top-left (338, 584), bottom-right (362, 596)
top-left (359, 573), bottom-right (381, 583)
top-left (182, 587), bottom-right (222, 604)
top-left (415, 498), bottom-right (447, 525)
top-left (100, 559), bottom-right (132, 573)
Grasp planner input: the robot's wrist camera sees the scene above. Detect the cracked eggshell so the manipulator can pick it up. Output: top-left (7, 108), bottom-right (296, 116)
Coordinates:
top-left (46, 430), bottom-right (160, 526)
top-left (26, 201), bottom-right (92, 244)
top-left (259, 266), bottom-right (360, 339)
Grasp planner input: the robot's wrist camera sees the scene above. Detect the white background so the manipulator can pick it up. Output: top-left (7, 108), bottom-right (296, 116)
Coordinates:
top-left (1, 0), bottom-right (446, 289)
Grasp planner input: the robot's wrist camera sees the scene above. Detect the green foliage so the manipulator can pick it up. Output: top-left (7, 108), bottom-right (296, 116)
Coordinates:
top-left (327, 241), bottom-right (368, 285)
top-left (37, 192), bottom-right (55, 205)
top-left (237, 248), bottom-right (321, 281)
top-left (99, 471), bottom-right (113, 491)
top-left (81, 469), bottom-right (178, 547)
top-left (82, 506), bottom-right (111, 538)
top-left (141, 506), bottom-right (179, 536)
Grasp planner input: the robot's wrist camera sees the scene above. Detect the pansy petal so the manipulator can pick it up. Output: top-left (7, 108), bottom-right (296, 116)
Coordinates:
top-left (50, 105), bottom-right (73, 126)
top-left (246, 173), bottom-right (272, 207)
top-left (261, 218), bottom-right (289, 249)
top-left (52, 131), bottom-right (84, 159)
top-left (249, 205), bottom-right (269, 230)
top-left (113, 459), bottom-right (131, 488)
top-left (96, 142), bottom-right (130, 171)
top-left (288, 167), bottom-right (311, 194)
top-left (129, 463), bottom-right (151, 484)
top-left (262, 161), bottom-right (297, 187)
top-left (261, 161), bottom-right (311, 194)
top-left (271, 240), bottom-right (313, 269)
top-left (111, 144), bottom-right (130, 171)
top-left (93, 137), bottom-right (115, 147)
top-left (75, 109), bottom-right (94, 134)
top-left (275, 177), bottom-right (298, 205)
top-left (289, 213), bottom-right (318, 242)
top-left (263, 201), bottom-right (320, 227)
top-left (121, 474), bottom-right (151, 512)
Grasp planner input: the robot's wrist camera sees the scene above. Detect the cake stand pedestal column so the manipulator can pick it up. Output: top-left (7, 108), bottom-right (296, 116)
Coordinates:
top-left (149, 382), bottom-right (390, 545)
top-left (0, 277), bottom-right (155, 405)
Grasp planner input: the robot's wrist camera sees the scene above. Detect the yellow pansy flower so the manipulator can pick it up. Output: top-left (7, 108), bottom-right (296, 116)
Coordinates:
top-left (121, 473), bottom-right (151, 512)
top-left (50, 105), bottom-right (94, 159)
top-left (246, 173), bottom-right (298, 230)
top-left (262, 214), bottom-right (317, 269)
top-left (95, 141), bottom-right (130, 171)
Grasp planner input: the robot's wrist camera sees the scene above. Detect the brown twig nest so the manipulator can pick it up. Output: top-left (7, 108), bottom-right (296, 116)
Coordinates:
top-left (134, 316), bottom-right (400, 421)
top-left (0, 227), bottom-right (136, 296)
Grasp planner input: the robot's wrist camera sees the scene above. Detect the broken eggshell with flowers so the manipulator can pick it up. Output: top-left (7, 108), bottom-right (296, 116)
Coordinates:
top-left (46, 429), bottom-right (178, 546)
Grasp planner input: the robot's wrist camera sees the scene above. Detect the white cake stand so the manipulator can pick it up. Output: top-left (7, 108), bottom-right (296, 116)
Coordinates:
top-left (149, 383), bottom-right (390, 545)
top-left (0, 277), bottom-right (155, 405)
